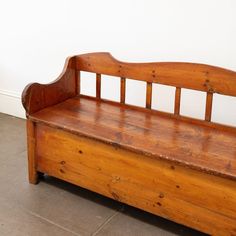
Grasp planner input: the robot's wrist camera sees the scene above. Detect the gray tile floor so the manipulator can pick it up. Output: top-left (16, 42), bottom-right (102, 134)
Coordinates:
top-left (0, 113), bottom-right (207, 236)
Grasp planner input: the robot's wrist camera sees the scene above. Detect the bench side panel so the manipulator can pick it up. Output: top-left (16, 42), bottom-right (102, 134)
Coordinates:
top-left (22, 56), bottom-right (77, 116)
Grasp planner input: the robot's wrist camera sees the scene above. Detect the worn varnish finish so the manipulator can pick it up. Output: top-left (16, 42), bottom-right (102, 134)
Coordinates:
top-left (76, 52), bottom-right (236, 96)
top-left (22, 52), bottom-right (236, 236)
top-left (36, 124), bottom-right (236, 236)
top-left (30, 96), bottom-right (236, 181)
top-left (22, 56), bottom-right (76, 115)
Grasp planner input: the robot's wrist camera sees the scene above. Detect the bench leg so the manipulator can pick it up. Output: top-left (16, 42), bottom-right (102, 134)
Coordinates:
top-left (27, 120), bottom-right (39, 184)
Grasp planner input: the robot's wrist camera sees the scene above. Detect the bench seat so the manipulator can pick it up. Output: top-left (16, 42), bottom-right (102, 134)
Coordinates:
top-left (30, 95), bottom-right (236, 181)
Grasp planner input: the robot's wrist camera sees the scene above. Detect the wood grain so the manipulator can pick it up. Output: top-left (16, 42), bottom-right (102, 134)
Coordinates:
top-left (174, 87), bottom-right (181, 115)
top-left (96, 73), bottom-right (101, 99)
top-left (146, 82), bottom-right (152, 109)
top-left (22, 52), bottom-right (236, 235)
top-left (120, 77), bottom-right (126, 104)
top-left (75, 70), bottom-right (80, 95)
top-left (205, 92), bottom-right (213, 121)
top-left (22, 56), bottom-right (77, 116)
top-left (76, 52), bottom-right (236, 96)
top-left (36, 124), bottom-right (236, 236)
top-left (26, 120), bottom-right (38, 184)
top-left (30, 96), bottom-right (236, 181)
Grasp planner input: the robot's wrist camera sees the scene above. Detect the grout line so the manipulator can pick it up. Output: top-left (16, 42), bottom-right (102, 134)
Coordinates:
top-left (23, 208), bottom-right (82, 236)
top-left (91, 205), bottom-right (125, 236)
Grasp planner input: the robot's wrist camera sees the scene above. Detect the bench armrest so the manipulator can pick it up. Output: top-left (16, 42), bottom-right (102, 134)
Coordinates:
top-left (22, 56), bottom-right (77, 117)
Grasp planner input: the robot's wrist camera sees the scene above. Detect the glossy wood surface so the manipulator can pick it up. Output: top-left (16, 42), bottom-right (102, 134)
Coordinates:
top-left (174, 87), bottom-right (181, 115)
top-left (36, 124), bottom-right (236, 236)
top-left (96, 73), bottom-right (101, 99)
top-left (22, 56), bottom-right (77, 116)
top-left (30, 96), bottom-right (236, 180)
top-left (76, 52), bottom-right (236, 96)
top-left (22, 52), bottom-right (236, 235)
top-left (120, 77), bottom-right (126, 104)
top-left (205, 92), bottom-right (213, 121)
top-left (146, 82), bottom-right (152, 109)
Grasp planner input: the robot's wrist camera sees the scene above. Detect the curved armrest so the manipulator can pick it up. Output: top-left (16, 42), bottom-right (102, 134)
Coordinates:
top-left (22, 56), bottom-right (77, 117)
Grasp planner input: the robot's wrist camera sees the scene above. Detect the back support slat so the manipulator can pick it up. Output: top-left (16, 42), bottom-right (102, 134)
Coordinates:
top-left (76, 70), bottom-right (80, 95)
top-left (146, 82), bottom-right (152, 109)
top-left (96, 73), bottom-right (101, 99)
top-left (120, 77), bottom-right (126, 104)
top-left (205, 92), bottom-right (213, 121)
top-left (174, 87), bottom-right (181, 115)
top-left (76, 53), bottom-right (236, 97)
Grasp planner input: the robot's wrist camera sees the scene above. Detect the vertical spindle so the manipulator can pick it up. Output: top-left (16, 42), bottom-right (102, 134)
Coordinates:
top-left (120, 77), bottom-right (126, 104)
top-left (75, 70), bottom-right (80, 95)
top-left (174, 87), bottom-right (181, 115)
top-left (96, 73), bottom-right (101, 99)
top-left (146, 82), bottom-right (152, 109)
top-left (205, 92), bottom-right (213, 121)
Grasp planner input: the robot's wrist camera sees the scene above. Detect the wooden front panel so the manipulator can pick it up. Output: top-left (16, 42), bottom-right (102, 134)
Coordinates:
top-left (36, 124), bottom-right (236, 236)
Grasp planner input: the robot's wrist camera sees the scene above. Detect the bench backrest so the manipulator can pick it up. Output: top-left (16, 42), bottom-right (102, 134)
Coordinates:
top-left (75, 52), bottom-right (236, 123)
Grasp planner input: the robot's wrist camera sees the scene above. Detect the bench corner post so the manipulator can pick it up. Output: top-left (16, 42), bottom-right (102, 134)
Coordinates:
top-left (26, 119), bottom-right (39, 184)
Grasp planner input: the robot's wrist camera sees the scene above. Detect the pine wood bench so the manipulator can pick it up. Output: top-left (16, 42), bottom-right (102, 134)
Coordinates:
top-left (22, 53), bottom-right (236, 235)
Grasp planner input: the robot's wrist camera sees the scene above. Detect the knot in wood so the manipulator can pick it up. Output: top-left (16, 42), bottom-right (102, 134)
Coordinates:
top-left (112, 175), bottom-right (121, 183)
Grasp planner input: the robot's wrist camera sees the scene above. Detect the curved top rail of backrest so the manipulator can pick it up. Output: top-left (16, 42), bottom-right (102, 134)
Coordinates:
top-left (75, 52), bottom-right (236, 96)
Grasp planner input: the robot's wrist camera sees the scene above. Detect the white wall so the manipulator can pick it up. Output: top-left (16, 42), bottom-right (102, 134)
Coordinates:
top-left (0, 0), bottom-right (236, 125)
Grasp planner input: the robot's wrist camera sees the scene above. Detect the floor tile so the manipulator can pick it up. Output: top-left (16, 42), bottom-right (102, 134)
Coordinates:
top-left (0, 114), bottom-right (26, 155)
top-left (95, 206), bottom-right (206, 236)
top-left (0, 199), bottom-right (76, 236)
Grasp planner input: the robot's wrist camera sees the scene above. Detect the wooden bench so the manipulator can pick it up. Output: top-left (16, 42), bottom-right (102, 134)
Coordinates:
top-left (22, 52), bottom-right (236, 236)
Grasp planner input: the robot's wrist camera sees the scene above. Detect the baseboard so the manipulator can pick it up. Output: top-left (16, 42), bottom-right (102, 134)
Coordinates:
top-left (0, 89), bottom-right (25, 119)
